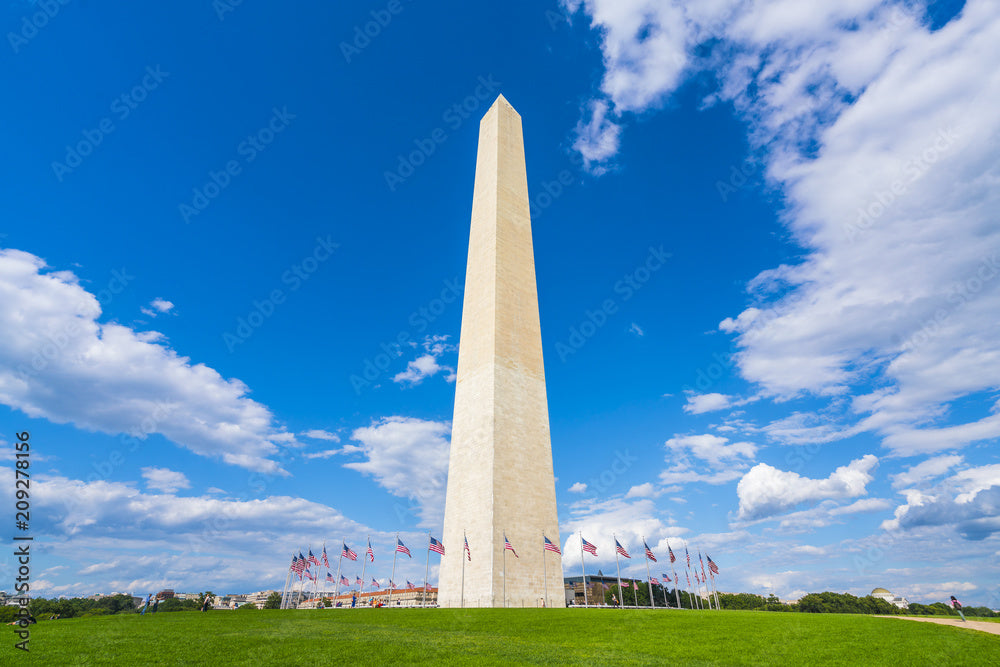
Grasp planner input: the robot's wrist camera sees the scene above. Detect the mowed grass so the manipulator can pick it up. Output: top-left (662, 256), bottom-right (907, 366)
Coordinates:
top-left (10, 608), bottom-right (1000, 666)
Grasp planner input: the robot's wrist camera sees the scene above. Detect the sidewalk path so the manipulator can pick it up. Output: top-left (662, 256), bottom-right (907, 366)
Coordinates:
top-left (879, 615), bottom-right (1000, 635)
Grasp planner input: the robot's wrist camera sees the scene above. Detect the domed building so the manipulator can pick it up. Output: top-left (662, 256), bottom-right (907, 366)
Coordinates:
top-left (871, 587), bottom-right (909, 609)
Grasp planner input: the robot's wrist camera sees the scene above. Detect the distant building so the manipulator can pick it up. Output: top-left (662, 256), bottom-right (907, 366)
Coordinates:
top-left (563, 575), bottom-right (679, 606)
top-left (155, 589), bottom-right (175, 600)
top-left (245, 591), bottom-right (277, 608)
top-left (871, 587), bottom-right (909, 609)
top-left (298, 587), bottom-right (437, 609)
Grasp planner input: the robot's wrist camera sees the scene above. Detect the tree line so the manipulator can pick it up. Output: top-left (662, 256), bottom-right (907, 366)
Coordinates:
top-left (593, 586), bottom-right (997, 617)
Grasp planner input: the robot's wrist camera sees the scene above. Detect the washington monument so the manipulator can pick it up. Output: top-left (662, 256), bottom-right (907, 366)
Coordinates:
top-left (439, 95), bottom-right (564, 608)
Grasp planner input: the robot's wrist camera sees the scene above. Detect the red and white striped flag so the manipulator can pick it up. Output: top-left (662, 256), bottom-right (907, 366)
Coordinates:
top-left (615, 539), bottom-right (631, 558)
top-left (342, 543), bottom-right (358, 561)
top-left (396, 538), bottom-right (411, 558)
top-left (707, 555), bottom-right (720, 575)
top-left (366, 539), bottom-right (375, 563)
top-left (581, 537), bottom-right (598, 556)
top-left (429, 536), bottom-right (445, 556)
top-left (504, 535), bottom-right (519, 558)
top-left (643, 540), bottom-right (657, 562)
top-left (651, 577), bottom-right (661, 585)
top-left (543, 536), bottom-right (561, 554)
top-left (464, 535), bottom-right (471, 561)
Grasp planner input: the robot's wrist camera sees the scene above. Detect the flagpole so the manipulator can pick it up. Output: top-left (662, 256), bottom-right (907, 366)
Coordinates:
top-left (643, 537), bottom-right (654, 609)
top-left (424, 532), bottom-right (431, 608)
top-left (542, 532), bottom-right (548, 608)
top-left (389, 532), bottom-right (398, 607)
top-left (613, 533), bottom-right (623, 609)
top-left (360, 536), bottom-right (369, 599)
top-left (312, 545), bottom-right (320, 602)
top-left (335, 539), bottom-right (344, 600)
top-left (579, 532), bottom-right (588, 607)
top-left (710, 569), bottom-right (720, 609)
top-left (668, 541), bottom-right (681, 609)
top-left (461, 530), bottom-right (466, 609)
top-left (503, 529), bottom-right (507, 608)
top-left (280, 556), bottom-right (293, 610)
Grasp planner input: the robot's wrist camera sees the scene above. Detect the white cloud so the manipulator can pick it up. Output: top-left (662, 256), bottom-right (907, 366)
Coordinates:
top-left (346, 417), bottom-right (451, 527)
top-left (0, 249), bottom-right (294, 473)
top-left (568, 482), bottom-right (588, 493)
top-left (301, 429), bottom-right (339, 442)
top-left (565, 1), bottom-right (1000, 459)
top-left (628, 322), bottom-right (644, 337)
top-left (891, 454), bottom-right (963, 488)
top-left (393, 336), bottom-right (456, 386)
top-left (302, 449), bottom-right (341, 460)
top-left (140, 467), bottom-right (190, 494)
top-left (665, 433), bottom-right (757, 465)
top-left (882, 463), bottom-right (1000, 540)
top-left (141, 297), bottom-right (174, 318)
top-left (625, 482), bottom-right (660, 499)
top-left (683, 393), bottom-right (733, 415)
top-left (736, 454), bottom-right (878, 520)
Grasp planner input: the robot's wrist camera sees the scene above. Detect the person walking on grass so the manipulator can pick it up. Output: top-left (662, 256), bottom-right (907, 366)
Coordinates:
top-left (950, 596), bottom-right (966, 622)
top-left (140, 594), bottom-right (151, 615)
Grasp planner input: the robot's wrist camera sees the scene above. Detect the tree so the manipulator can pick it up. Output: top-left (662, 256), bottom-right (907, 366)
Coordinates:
top-left (237, 602), bottom-right (258, 611)
top-left (263, 592), bottom-right (282, 609)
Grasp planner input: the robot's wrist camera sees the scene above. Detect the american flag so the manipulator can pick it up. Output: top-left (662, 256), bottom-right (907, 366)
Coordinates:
top-left (429, 536), bottom-right (445, 556)
top-left (406, 581), bottom-right (416, 590)
top-left (339, 575), bottom-right (350, 586)
top-left (694, 572), bottom-right (700, 584)
top-left (651, 577), bottom-right (661, 585)
top-left (543, 536), bottom-right (561, 554)
top-left (662, 573), bottom-right (672, 583)
top-left (700, 551), bottom-right (707, 579)
top-left (326, 572), bottom-right (334, 583)
top-left (633, 581), bottom-right (640, 590)
top-left (356, 576), bottom-right (363, 586)
top-left (343, 543), bottom-right (358, 561)
top-left (305, 569), bottom-right (316, 582)
top-left (290, 555), bottom-right (304, 575)
top-left (504, 535), bottom-right (519, 558)
top-left (685, 545), bottom-right (691, 567)
top-left (707, 555), bottom-right (720, 575)
top-left (615, 539), bottom-right (631, 558)
top-left (297, 551), bottom-right (308, 570)
top-left (396, 538), bottom-right (411, 558)
top-left (389, 580), bottom-right (395, 589)
top-left (667, 542), bottom-right (676, 564)
top-left (371, 578), bottom-right (380, 589)
top-left (464, 536), bottom-right (471, 561)
top-left (686, 571), bottom-right (691, 586)
top-left (643, 541), bottom-right (657, 562)
top-left (581, 537), bottom-right (597, 557)
top-left (321, 545), bottom-right (330, 568)
top-left (366, 539), bottom-right (375, 563)
top-left (308, 549), bottom-right (321, 567)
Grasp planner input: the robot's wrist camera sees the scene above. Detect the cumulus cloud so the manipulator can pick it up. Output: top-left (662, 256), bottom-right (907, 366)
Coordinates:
top-left (345, 417), bottom-right (451, 526)
top-left (736, 454), bottom-right (878, 520)
top-left (0, 249), bottom-right (294, 473)
top-left (565, 1), bottom-right (1000, 459)
top-left (393, 336), bottom-right (456, 386)
top-left (883, 464), bottom-right (1000, 539)
top-left (141, 297), bottom-right (174, 318)
top-left (140, 467), bottom-right (190, 494)
top-left (568, 482), bottom-right (588, 493)
top-left (683, 393), bottom-right (733, 415)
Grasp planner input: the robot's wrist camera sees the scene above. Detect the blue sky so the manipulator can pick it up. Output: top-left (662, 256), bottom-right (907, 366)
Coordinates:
top-left (2, 0), bottom-right (998, 606)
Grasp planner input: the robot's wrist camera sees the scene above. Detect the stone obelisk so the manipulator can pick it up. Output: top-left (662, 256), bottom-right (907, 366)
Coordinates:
top-left (439, 95), bottom-right (563, 608)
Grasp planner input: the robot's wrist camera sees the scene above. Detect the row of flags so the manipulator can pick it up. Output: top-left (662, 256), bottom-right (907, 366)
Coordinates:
top-left (286, 535), bottom-right (720, 574)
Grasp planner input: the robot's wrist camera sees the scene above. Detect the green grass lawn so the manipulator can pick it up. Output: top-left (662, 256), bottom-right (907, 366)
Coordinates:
top-left (7, 608), bottom-right (999, 666)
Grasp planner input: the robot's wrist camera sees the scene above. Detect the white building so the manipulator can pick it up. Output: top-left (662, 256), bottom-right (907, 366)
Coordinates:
top-left (871, 587), bottom-right (909, 609)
